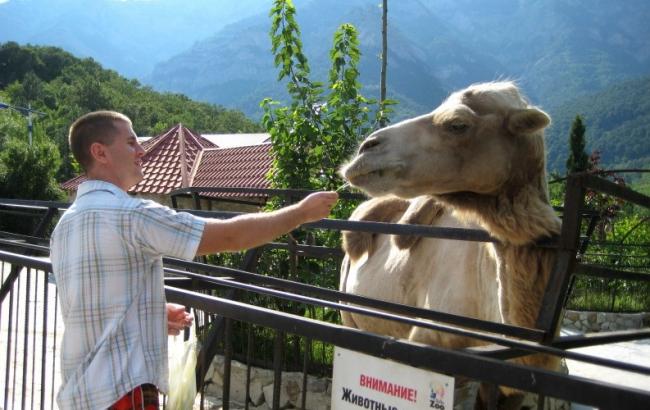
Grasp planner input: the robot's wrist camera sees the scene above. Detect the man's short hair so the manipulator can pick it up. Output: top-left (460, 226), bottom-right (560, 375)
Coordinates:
top-left (68, 111), bottom-right (132, 171)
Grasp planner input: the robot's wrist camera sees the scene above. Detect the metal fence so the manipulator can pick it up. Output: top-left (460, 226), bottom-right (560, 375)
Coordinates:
top-left (1, 257), bottom-right (59, 410)
top-left (1, 174), bottom-right (650, 409)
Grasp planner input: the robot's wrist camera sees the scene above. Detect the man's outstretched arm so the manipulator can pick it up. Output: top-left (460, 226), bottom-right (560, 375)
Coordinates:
top-left (196, 191), bottom-right (338, 255)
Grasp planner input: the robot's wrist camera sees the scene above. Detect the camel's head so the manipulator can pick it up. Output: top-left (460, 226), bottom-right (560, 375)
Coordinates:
top-left (341, 82), bottom-right (551, 199)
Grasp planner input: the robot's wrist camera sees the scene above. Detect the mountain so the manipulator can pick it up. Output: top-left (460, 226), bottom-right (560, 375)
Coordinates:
top-left (545, 74), bottom-right (650, 172)
top-left (4, 0), bottom-right (649, 119)
top-left (148, 0), bottom-right (650, 120)
top-left (0, 0), bottom-right (267, 78)
top-left (2, 0), bottom-right (650, 171)
top-left (148, 0), bottom-right (508, 118)
top-left (427, 0), bottom-right (650, 108)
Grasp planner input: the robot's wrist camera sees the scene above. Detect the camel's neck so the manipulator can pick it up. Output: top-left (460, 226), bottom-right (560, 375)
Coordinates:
top-left (437, 181), bottom-right (560, 246)
top-left (436, 181), bottom-right (561, 328)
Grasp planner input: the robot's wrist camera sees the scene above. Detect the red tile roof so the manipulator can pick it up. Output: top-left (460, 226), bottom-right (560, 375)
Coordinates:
top-left (60, 173), bottom-right (86, 191)
top-left (190, 144), bottom-right (272, 200)
top-left (135, 124), bottom-right (216, 194)
top-left (60, 124), bottom-right (273, 201)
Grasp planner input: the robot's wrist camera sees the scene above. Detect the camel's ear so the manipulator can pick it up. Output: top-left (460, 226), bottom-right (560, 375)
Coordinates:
top-left (506, 108), bottom-right (551, 135)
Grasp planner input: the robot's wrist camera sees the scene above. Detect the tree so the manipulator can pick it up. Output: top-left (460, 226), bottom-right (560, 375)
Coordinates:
top-left (566, 114), bottom-right (589, 173)
top-left (0, 137), bottom-right (63, 200)
top-left (0, 92), bottom-right (25, 149)
top-left (0, 137), bottom-right (64, 234)
top-left (258, 0), bottom-right (393, 295)
top-left (262, 0), bottom-right (389, 193)
top-left (379, 0), bottom-right (388, 127)
top-left (1, 43), bottom-right (263, 182)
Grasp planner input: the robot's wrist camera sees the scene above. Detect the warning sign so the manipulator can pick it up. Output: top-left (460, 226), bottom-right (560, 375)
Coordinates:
top-left (331, 347), bottom-right (454, 410)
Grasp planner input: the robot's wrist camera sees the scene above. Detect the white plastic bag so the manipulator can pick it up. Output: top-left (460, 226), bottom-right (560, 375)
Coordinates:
top-left (167, 326), bottom-right (199, 410)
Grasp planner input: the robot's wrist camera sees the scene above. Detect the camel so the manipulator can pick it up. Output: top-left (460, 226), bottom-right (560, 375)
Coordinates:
top-left (339, 81), bottom-right (563, 407)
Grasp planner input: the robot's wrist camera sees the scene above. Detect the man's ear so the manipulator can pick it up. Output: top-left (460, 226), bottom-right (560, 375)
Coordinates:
top-left (89, 142), bottom-right (109, 165)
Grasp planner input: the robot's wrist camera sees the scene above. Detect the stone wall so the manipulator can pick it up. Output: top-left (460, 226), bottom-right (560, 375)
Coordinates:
top-left (562, 309), bottom-right (650, 332)
top-left (202, 356), bottom-right (331, 410)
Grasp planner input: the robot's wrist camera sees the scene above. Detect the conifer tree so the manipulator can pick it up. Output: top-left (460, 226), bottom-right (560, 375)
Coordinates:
top-left (566, 114), bottom-right (589, 174)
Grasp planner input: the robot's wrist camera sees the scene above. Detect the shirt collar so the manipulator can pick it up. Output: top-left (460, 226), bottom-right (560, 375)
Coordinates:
top-left (76, 180), bottom-right (130, 199)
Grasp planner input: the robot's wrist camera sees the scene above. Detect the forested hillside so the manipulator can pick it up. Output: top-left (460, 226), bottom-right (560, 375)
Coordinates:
top-left (148, 0), bottom-right (650, 120)
top-left (0, 42), bottom-right (262, 181)
top-left (546, 75), bottom-right (650, 172)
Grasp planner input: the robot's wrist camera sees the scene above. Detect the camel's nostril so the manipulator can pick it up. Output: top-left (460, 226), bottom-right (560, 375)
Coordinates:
top-left (358, 138), bottom-right (380, 154)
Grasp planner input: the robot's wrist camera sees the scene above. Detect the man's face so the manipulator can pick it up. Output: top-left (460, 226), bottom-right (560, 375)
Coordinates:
top-left (104, 121), bottom-right (145, 190)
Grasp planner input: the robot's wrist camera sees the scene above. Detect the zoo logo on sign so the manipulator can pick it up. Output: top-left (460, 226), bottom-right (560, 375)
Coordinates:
top-left (429, 383), bottom-right (448, 410)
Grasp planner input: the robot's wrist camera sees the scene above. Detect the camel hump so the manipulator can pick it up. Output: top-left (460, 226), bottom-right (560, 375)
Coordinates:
top-left (392, 196), bottom-right (444, 250)
top-left (342, 197), bottom-right (410, 261)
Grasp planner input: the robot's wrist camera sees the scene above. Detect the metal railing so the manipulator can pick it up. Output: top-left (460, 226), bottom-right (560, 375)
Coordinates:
top-left (1, 174), bottom-right (649, 409)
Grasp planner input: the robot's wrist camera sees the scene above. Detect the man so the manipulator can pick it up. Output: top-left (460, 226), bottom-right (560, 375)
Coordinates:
top-left (50, 111), bottom-right (338, 410)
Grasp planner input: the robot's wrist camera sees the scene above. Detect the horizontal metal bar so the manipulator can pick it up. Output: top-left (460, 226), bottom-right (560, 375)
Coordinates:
top-left (0, 198), bottom-right (559, 247)
top-left (582, 175), bottom-right (650, 208)
top-left (1, 247), bottom-right (631, 370)
top-left (0, 198), bottom-right (70, 210)
top-left (0, 251), bottom-right (650, 408)
top-left (164, 266), bottom-right (650, 377)
top-left (165, 287), bottom-right (650, 409)
top-left (0, 238), bottom-right (50, 253)
top-left (0, 250), bottom-right (51, 271)
top-left (0, 230), bottom-right (50, 245)
top-left (264, 242), bottom-right (345, 259)
top-left (169, 186), bottom-right (367, 201)
top-left (163, 258), bottom-right (545, 340)
top-left (174, 208), bottom-right (560, 247)
top-left (476, 329), bottom-right (650, 363)
top-left (309, 218), bottom-right (501, 242)
top-left (575, 263), bottom-right (650, 281)
top-left (2, 242), bottom-right (543, 343)
top-left (553, 329), bottom-right (650, 350)
top-left (163, 277), bottom-right (194, 289)
top-left (586, 241), bottom-right (650, 248)
top-left (161, 208), bottom-right (501, 242)
top-left (165, 266), bottom-right (545, 344)
top-left (0, 209), bottom-right (46, 218)
top-left (582, 253), bottom-right (650, 259)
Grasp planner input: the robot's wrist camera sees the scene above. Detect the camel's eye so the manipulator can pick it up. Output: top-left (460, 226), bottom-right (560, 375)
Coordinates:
top-left (447, 121), bottom-right (469, 134)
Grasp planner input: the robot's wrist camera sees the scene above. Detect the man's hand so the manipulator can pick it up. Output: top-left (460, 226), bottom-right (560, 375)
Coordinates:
top-left (167, 303), bottom-right (193, 336)
top-left (296, 191), bottom-right (339, 223)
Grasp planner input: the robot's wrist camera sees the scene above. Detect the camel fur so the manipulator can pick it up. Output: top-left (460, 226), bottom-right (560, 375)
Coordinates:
top-left (339, 81), bottom-right (562, 375)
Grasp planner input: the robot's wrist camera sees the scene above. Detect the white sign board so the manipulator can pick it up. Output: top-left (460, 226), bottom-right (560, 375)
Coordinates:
top-left (331, 347), bottom-right (454, 410)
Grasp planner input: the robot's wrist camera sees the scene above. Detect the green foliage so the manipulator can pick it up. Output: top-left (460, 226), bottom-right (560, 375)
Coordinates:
top-left (551, 141), bottom-right (649, 312)
top-left (0, 41), bottom-right (76, 88)
top-left (262, 3), bottom-right (384, 288)
top-left (0, 137), bottom-right (65, 234)
top-left (568, 213), bottom-right (650, 312)
top-left (0, 91), bottom-right (25, 149)
top-left (226, 1), bottom-right (389, 332)
top-left (259, 0), bottom-right (390, 292)
top-left (0, 42), bottom-right (263, 181)
top-left (566, 115), bottom-right (589, 174)
top-left (547, 174), bottom-right (566, 208)
top-left (632, 172), bottom-right (650, 196)
top-left (0, 137), bottom-right (63, 200)
top-left (262, 0), bottom-right (392, 194)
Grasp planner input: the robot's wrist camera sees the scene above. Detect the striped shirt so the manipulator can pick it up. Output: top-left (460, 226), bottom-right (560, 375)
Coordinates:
top-left (50, 180), bottom-right (206, 410)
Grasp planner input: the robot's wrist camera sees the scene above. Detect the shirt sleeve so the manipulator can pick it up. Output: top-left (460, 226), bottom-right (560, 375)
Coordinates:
top-left (133, 202), bottom-right (206, 260)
